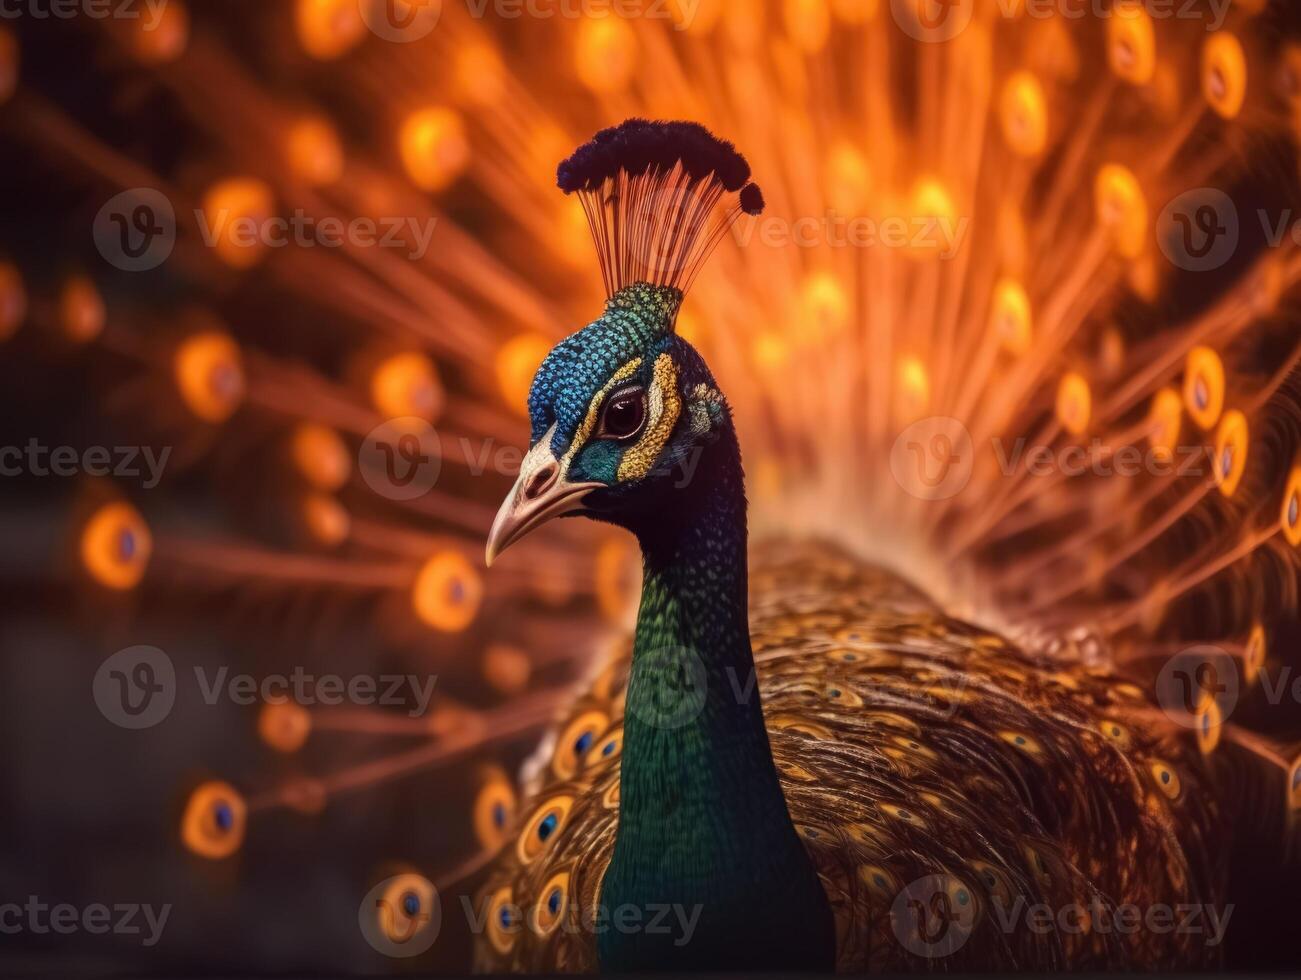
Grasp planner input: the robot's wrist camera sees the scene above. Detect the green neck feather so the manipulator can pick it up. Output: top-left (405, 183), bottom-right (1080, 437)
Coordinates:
top-left (597, 428), bottom-right (835, 972)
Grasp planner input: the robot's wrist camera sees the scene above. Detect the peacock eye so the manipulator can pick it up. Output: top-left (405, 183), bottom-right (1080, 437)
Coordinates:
top-left (597, 386), bottom-right (647, 441)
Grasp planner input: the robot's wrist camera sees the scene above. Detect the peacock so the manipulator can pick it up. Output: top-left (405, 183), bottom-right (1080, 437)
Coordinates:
top-left (468, 118), bottom-right (1234, 973)
top-left (4, 1), bottom-right (1301, 974)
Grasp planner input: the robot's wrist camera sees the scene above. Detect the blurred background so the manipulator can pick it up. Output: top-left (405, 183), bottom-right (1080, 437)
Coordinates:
top-left (2, 0), bottom-right (1301, 973)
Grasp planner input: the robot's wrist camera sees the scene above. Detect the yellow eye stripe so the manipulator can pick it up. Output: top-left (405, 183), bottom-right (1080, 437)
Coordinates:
top-left (617, 354), bottom-right (682, 481)
top-left (562, 357), bottom-right (643, 470)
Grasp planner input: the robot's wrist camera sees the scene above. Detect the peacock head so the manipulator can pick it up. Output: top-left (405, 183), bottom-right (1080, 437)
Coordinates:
top-left (484, 119), bottom-right (763, 565)
top-left (485, 282), bottom-right (734, 564)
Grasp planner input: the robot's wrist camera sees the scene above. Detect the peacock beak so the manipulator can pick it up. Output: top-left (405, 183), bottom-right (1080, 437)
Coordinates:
top-left (485, 435), bottom-right (603, 567)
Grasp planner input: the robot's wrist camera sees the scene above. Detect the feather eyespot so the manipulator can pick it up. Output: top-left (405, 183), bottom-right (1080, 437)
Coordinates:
top-left (517, 796), bottom-right (574, 864)
top-left (865, 712), bottom-right (922, 736)
top-left (858, 864), bottom-right (900, 902)
top-left (771, 714), bottom-right (833, 739)
top-left (533, 871), bottom-right (570, 937)
top-left (486, 887), bottom-right (520, 955)
top-left (1150, 761), bottom-right (1182, 800)
top-left (970, 860), bottom-right (1015, 907)
top-left (585, 727), bottom-right (623, 767)
top-left (824, 683), bottom-right (864, 707)
top-left (880, 803), bottom-right (928, 829)
top-left (890, 734), bottom-right (939, 760)
top-left (552, 709), bottom-right (610, 779)
top-left (1098, 720), bottom-right (1132, 750)
top-left (999, 731), bottom-right (1044, 756)
top-left (473, 767), bottom-right (517, 851)
top-left (181, 781), bottom-right (246, 860)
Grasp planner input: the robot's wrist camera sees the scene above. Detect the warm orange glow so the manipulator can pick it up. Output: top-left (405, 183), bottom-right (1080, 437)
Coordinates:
top-left (496, 335), bottom-right (550, 415)
top-left (1056, 372), bottom-right (1091, 436)
top-left (908, 178), bottom-right (957, 258)
top-left (798, 271), bottom-right (850, 341)
top-left (831, 0), bottom-right (878, 23)
top-left (1183, 346), bottom-right (1225, 430)
top-left (181, 781), bottom-right (246, 859)
top-left (296, 0), bottom-right (366, 60)
top-left (1203, 33), bottom-right (1247, 120)
top-left (200, 177), bottom-right (276, 269)
top-left (1147, 387), bottom-right (1183, 463)
top-left (1107, 1), bottom-right (1155, 86)
top-left (1000, 71), bottom-right (1047, 157)
top-left (131, 0), bottom-right (188, 64)
top-left (373, 874), bottom-right (437, 944)
top-left (174, 331), bottom-right (245, 423)
top-left (290, 423), bottom-right (351, 491)
top-left (1212, 409), bottom-right (1248, 497)
top-left (371, 352), bottom-right (442, 422)
top-left (81, 501), bottom-right (152, 590)
top-left (0, 261), bottom-right (26, 341)
top-left (286, 116), bottom-right (344, 187)
top-left (574, 17), bottom-right (637, 94)
top-left (991, 278), bottom-right (1031, 356)
top-left (669, 0), bottom-right (723, 33)
top-left (595, 538), bottom-right (639, 623)
top-left (482, 644), bottom-right (530, 695)
top-left (895, 356), bottom-right (930, 421)
top-left (58, 275), bottom-right (105, 343)
top-left (412, 551), bottom-right (482, 632)
top-left (258, 701), bottom-right (311, 753)
top-left (400, 106), bottom-right (470, 192)
top-left (456, 43), bottom-right (506, 107)
top-left (302, 493), bottom-right (350, 547)
top-left (1094, 163), bottom-right (1147, 259)
top-left (784, 0), bottom-right (830, 53)
top-left (825, 140), bottom-right (872, 215)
